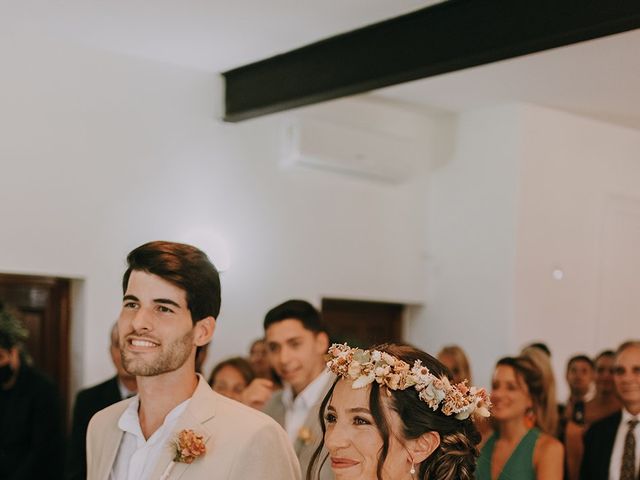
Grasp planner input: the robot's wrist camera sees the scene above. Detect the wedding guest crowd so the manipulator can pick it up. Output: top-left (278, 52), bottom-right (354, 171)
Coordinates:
top-left (3, 261), bottom-right (639, 480)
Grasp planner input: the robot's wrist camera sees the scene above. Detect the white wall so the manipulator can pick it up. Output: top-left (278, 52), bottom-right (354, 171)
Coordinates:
top-left (515, 105), bottom-right (640, 398)
top-left (406, 105), bottom-right (523, 389)
top-left (408, 103), bottom-right (640, 398)
top-left (0, 32), bottom-right (429, 391)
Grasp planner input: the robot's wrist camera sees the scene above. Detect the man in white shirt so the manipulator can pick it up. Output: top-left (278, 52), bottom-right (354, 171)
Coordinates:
top-left (581, 340), bottom-right (640, 480)
top-left (86, 241), bottom-right (300, 480)
top-left (255, 300), bottom-right (335, 480)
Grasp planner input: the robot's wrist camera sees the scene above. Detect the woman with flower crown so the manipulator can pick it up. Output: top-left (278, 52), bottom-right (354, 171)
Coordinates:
top-left (475, 356), bottom-right (564, 480)
top-left (307, 343), bottom-right (490, 480)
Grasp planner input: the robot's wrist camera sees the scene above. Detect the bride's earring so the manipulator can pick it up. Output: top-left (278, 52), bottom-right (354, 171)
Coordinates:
top-left (410, 463), bottom-right (416, 475)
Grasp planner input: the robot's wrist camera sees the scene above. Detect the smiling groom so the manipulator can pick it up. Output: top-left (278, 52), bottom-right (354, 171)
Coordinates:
top-left (86, 241), bottom-right (300, 480)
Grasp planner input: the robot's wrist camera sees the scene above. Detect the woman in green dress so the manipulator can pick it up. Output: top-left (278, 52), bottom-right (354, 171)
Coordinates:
top-left (476, 356), bottom-right (564, 480)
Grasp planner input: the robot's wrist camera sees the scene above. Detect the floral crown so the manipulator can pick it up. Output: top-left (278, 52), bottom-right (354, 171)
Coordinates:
top-left (326, 343), bottom-right (491, 421)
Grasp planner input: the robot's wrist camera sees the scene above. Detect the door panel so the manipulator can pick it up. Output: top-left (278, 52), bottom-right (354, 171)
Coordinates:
top-left (322, 298), bottom-right (403, 349)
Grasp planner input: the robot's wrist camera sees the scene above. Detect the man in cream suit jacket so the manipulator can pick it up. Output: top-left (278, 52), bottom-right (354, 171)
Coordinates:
top-left (86, 241), bottom-right (300, 480)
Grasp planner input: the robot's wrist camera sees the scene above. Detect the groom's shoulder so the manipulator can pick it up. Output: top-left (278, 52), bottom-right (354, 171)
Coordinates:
top-left (88, 397), bottom-right (131, 432)
top-left (211, 391), bottom-right (283, 433)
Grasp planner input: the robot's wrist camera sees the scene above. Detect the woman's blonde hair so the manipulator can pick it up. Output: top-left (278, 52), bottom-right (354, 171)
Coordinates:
top-left (438, 345), bottom-right (472, 384)
top-left (499, 347), bottom-right (558, 435)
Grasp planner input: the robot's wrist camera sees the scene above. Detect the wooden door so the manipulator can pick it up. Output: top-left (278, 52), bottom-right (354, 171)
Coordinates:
top-left (321, 298), bottom-right (403, 349)
top-left (0, 274), bottom-right (71, 423)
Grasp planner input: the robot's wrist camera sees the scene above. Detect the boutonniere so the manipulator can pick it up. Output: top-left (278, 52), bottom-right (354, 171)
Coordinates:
top-left (159, 429), bottom-right (207, 480)
top-left (297, 426), bottom-right (314, 446)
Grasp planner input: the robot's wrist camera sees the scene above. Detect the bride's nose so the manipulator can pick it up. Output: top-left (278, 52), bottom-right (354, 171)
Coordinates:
top-left (325, 421), bottom-right (350, 450)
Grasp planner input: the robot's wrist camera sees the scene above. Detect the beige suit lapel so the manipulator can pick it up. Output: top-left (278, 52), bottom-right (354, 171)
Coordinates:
top-left (93, 400), bottom-right (130, 480)
top-left (98, 428), bottom-right (124, 480)
top-left (148, 376), bottom-right (216, 480)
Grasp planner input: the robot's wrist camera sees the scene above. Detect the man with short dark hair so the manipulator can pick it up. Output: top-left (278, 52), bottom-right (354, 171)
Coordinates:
top-left (0, 303), bottom-right (64, 480)
top-left (259, 299), bottom-right (334, 480)
top-left (564, 354), bottom-right (595, 424)
top-left (86, 241), bottom-right (300, 480)
top-left (580, 341), bottom-right (640, 480)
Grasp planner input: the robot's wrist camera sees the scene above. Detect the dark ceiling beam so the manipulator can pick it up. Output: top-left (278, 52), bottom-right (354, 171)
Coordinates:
top-left (223, 1), bottom-right (640, 122)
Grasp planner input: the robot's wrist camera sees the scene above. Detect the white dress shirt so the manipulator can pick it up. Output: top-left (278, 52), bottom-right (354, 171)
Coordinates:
top-left (609, 409), bottom-right (640, 480)
top-left (109, 396), bottom-right (190, 480)
top-left (282, 370), bottom-right (332, 443)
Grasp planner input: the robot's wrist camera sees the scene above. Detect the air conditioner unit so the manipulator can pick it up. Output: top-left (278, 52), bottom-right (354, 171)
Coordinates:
top-left (281, 116), bottom-right (424, 184)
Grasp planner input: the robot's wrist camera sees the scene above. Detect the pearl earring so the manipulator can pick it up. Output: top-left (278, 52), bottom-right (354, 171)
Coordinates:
top-left (410, 463), bottom-right (416, 475)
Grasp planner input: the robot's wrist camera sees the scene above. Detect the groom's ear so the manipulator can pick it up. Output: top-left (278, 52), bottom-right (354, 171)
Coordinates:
top-left (408, 430), bottom-right (440, 465)
top-left (194, 316), bottom-right (216, 346)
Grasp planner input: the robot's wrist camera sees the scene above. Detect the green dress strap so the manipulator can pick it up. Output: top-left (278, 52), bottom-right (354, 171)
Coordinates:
top-left (476, 428), bottom-right (540, 480)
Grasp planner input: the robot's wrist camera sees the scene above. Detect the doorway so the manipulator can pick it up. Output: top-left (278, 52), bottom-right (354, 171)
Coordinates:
top-left (321, 298), bottom-right (404, 348)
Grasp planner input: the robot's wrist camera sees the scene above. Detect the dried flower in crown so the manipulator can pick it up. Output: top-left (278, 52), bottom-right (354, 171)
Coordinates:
top-left (326, 343), bottom-right (491, 421)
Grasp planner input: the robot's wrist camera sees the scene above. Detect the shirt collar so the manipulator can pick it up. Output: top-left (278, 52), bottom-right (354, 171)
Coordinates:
top-left (621, 408), bottom-right (640, 424)
top-left (117, 395), bottom-right (190, 442)
top-left (282, 369), bottom-right (332, 410)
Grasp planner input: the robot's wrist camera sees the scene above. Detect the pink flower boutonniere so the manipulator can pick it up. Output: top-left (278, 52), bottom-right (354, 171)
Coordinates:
top-left (160, 429), bottom-right (207, 479)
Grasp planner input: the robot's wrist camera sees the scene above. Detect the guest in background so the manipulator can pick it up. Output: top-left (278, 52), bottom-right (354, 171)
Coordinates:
top-left (437, 344), bottom-right (473, 384)
top-left (562, 355), bottom-right (595, 425)
top-left (0, 303), bottom-right (65, 480)
top-left (249, 338), bottom-right (271, 378)
top-left (477, 356), bottom-right (563, 480)
top-left (249, 337), bottom-right (282, 387)
top-left (580, 340), bottom-right (640, 480)
top-left (521, 345), bottom-right (560, 436)
top-left (67, 323), bottom-right (137, 480)
top-left (260, 299), bottom-right (334, 480)
top-left (585, 350), bottom-right (621, 423)
top-left (526, 342), bottom-right (552, 358)
top-left (564, 350), bottom-right (621, 480)
top-left (208, 356), bottom-right (255, 403)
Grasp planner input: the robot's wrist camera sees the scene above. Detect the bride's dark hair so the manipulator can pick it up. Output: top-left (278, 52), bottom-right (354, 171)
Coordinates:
top-left (307, 343), bottom-right (481, 480)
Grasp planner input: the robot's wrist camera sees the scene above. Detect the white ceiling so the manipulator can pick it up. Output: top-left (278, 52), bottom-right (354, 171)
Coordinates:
top-left (3, 0), bottom-right (639, 129)
top-left (1, 0), bottom-right (441, 71)
top-left (376, 29), bottom-right (640, 130)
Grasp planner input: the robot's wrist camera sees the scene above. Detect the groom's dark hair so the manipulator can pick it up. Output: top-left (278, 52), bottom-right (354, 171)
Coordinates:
top-left (122, 240), bottom-right (221, 322)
